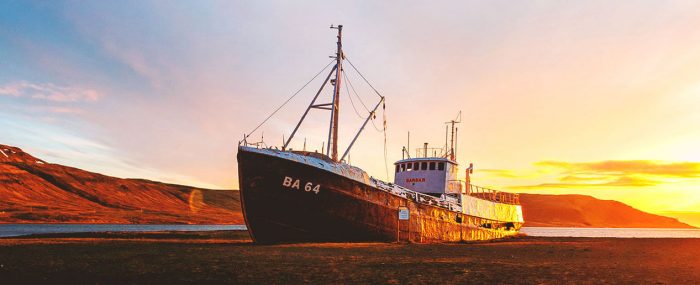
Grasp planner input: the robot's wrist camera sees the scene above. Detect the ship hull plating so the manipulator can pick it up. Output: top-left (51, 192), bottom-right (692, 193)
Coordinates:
top-left (238, 148), bottom-right (521, 243)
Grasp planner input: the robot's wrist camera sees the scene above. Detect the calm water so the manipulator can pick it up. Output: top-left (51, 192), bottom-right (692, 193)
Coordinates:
top-left (0, 224), bottom-right (247, 237)
top-left (3, 225), bottom-right (698, 238)
top-left (522, 227), bottom-right (700, 238)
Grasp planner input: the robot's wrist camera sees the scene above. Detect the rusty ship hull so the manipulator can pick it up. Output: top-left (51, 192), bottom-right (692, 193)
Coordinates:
top-left (238, 146), bottom-right (521, 243)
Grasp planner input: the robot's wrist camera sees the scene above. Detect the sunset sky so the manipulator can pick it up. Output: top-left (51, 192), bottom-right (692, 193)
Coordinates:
top-left (2, 1), bottom-right (699, 224)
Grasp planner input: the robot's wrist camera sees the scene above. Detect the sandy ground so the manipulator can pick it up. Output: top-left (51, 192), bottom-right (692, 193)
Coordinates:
top-left (0, 231), bottom-right (699, 284)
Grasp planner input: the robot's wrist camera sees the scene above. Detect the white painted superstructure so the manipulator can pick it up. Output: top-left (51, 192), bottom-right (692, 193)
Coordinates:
top-left (390, 116), bottom-right (524, 224)
top-left (394, 157), bottom-right (460, 195)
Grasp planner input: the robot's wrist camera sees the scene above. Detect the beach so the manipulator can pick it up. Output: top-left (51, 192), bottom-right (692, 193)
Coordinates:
top-left (0, 231), bottom-right (698, 284)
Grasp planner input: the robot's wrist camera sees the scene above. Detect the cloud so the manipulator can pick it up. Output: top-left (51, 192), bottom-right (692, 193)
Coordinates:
top-left (513, 175), bottom-right (660, 189)
top-left (479, 169), bottom-right (530, 178)
top-left (43, 107), bottom-right (84, 114)
top-left (14, 106), bottom-right (85, 115)
top-left (536, 160), bottom-right (700, 178)
top-left (0, 85), bottom-right (23, 97)
top-left (500, 160), bottom-right (700, 190)
top-left (0, 82), bottom-right (102, 102)
top-left (99, 39), bottom-right (164, 88)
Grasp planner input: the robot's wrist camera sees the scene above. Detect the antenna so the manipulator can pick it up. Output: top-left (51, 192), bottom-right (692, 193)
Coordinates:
top-left (445, 111), bottom-right (461, 161)
top-left (401, 131), bottom-right (412, 160)
top-left (444, 125), bottom-right (448, 158)
top-left (455, 127), bottom-right (458, 161)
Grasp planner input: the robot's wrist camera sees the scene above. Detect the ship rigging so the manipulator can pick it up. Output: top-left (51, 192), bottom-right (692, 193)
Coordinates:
top-left (242, 24), bottom-right (386, 167)
top-left (237, 25), bottom-right (523, 244)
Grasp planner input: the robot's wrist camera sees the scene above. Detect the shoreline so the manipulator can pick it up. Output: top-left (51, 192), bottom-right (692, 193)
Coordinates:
top-left (1, 231), bottom-right (699, 283)
top-left (3, 224), bottom-right (700, 240)
top-left (1, 222), bottom-right (695, 228)
top-left (3, 229), bottom-right (700, 241)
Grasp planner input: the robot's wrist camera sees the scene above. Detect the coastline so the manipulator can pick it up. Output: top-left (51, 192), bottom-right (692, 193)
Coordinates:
top-left (1, 231), bottom-right (698, 284)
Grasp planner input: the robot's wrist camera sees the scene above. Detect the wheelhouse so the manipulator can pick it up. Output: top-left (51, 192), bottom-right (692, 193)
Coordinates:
top-left (394, 157), bottom-right (462, 196)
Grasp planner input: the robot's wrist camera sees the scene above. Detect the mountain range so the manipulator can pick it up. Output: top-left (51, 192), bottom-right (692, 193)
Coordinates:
top-left (0, 144), bottom-right (692, 228)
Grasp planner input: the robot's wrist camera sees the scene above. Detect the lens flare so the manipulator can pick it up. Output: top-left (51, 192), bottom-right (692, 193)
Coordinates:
top-left (188, 190), bottom-right (204, 213)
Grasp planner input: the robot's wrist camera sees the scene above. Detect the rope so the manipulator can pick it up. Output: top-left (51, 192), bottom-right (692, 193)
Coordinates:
top-left (241, 60), bottom-right (334, 143)
top-left (342, 72), bottom-right (367, 120)
top-left (345, 56), bottom-right (383, 98)
top-left (382, 101), bottom-right (389, 181)
top-left (343, 70), bottom-right (371, 112)
top-left (370, 115), bottom-right (383, 132)
top-left (343, 62), bottom-right (383, 132)
top-left (345, 55), bottom-right (389, 180)
top-left (343, 71), bottom-right (383, 132)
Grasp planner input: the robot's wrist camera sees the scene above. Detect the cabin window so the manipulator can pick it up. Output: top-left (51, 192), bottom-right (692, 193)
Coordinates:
top-left (421, 162), bottom-right (427, 170)
top-left (414, 162), bottom-right (419, 170)
top-left (438, 162), bottom-right (445, 171)
top-left (401, 163), bottom-right (406, 172)
top-left (406, 163), bottom-right (412, 171)
top-left (395, 164), bottom-right (400, 173)
top-left (429, 162), bottom-right (436, 170)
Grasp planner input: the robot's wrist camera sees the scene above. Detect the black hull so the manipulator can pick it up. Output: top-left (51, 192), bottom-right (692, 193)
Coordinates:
top-left (237, 147), bottom-right (521, 243)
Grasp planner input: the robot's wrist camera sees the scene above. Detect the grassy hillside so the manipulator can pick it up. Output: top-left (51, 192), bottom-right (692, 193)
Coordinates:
top-left (0, 144), bottom-right (242, 224)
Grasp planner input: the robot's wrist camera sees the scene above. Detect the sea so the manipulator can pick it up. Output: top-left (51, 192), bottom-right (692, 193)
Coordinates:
top-left (2, 224), bottom-right (700, 238)
top-left (0, 224), bottom-right (247, 238)
top-left (521, 227), bottom-right (700, 238)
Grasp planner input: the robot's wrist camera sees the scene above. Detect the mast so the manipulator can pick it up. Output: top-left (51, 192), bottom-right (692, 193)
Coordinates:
top-left (282, 25), bottom-right (383, 162)
top-left (327, 24), bottom-right (343, 161)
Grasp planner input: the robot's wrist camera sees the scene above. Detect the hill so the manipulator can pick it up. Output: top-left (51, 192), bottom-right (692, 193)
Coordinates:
top-left (520, 193), bottom-right (692, 228)
top-left (1, 144), bottom-right (692, 228)
top-left (0, 144), bottom-right (242, 224)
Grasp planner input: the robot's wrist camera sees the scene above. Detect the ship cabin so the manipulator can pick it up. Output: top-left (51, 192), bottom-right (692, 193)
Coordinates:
top-left (394, 152), bottom-right (463, 197)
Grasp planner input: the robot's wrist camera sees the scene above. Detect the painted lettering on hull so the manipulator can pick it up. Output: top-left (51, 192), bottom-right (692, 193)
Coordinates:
top-left (282, 176), bottom-right (320, 194)
top-left (406, 178), bottom-right (425, 183)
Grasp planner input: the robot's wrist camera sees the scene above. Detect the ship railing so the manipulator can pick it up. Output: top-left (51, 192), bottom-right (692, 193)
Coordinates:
top-left (371, 178), bottom-right (408, 198)
top-left (371, 178), bottom-right (462, 212)
top-left (468, 184), bottom-right (520, 205)
top-left (415, 147), bottom-right (447, 158)
top-left (411, 191), bottom-right (461, 212)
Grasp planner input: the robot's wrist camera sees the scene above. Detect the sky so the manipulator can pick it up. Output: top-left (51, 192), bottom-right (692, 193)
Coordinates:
top-left (1, 1), bottom-right (699, 224)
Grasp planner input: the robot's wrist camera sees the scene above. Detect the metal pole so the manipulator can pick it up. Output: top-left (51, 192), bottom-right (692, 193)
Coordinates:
top-left (284, 65), bottom-right (337, 150)
top-left (450, 121), bottom-right (455, 161)
top-left (328, 24), bottom-right (343, 161)
top-left (455, 127), bottom-right (458, 161)
top-left (444, 125), bottom-right (448, 158)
